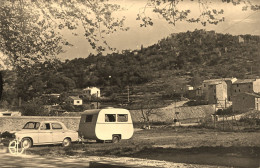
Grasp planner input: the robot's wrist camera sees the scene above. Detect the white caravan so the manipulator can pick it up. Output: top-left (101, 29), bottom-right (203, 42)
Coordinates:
top-left (78, 108), bottom-right (134, 143)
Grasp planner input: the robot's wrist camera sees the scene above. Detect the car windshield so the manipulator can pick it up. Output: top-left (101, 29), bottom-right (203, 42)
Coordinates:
top-left (23, 122), bottom-right (40, 129)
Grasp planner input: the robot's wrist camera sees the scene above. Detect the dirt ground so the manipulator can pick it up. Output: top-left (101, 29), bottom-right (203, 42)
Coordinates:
top-left (25, 127), bottom-right (260, 168)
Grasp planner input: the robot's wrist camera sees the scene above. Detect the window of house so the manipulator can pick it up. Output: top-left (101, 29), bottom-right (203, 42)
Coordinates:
top-left (105, 114), bottom-right (116, 122)
top-left (237, 84), bottom-right (239, 87)
top-left (239, 89), bottom-right (240, 92)
top-left (204, 84), bottom-right (206, 87)
top-left (77, 101), bottom-right (80, 103)
top-left (235, 90), bottom-right (236, 92)
top-left (117, 114), bottom-right (128, 122)
top-left (85, 115), bottom-right (93, 122)
top-left (52, 123), bottom-right (63, 129)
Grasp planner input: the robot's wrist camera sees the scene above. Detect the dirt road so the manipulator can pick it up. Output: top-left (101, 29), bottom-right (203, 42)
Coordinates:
top-left (0, 153), bottom-right (228, 168)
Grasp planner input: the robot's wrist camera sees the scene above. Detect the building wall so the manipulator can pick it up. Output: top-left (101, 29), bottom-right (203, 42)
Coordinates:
top-left (253, 79), bottom-right (260, 93)
top-left (208, 84), bottom-right (217, 104)
top-left (232, 94), bottom-right (255, 112)
top-left (83, 87), bottom-right (101, 97)
top-left (216, 83), bottom-right (228, 107)
top-left (255, 98), bottom-right (260, 111)
top-left (232, 83), bottom-right (254, 98)
top-left (202, 82), bottom-right (209, 100)
top-left (73, 99), bottom-right (82, 106)
top-left (90, 88), bottom-right (100, 97)
top-left (225, 80), bottom-right (233, 101)
top-left (208, 83), bottom-right (227, 107)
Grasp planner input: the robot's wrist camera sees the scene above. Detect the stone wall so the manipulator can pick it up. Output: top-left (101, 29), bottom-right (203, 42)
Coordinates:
top-left (0, 104), bottom-right (216, 132)
top-left (130, 104), bottom-right (215, 123)
top-left (0, 116), bottom-right (80, 133)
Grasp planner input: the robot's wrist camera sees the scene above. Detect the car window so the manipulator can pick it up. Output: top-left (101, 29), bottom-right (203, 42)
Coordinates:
top-left (105, 114), bottom-right (116, 122)
top-left (23, 122), bottom-right (40, 129)
top-left (40, 123), bottom-right (51, 130)
top-left (117, 114), bottom-right (128, 122)
top-left (52, 123), bottom-right (63, 130)
top-left (85, 115), bottom-right (93, 122)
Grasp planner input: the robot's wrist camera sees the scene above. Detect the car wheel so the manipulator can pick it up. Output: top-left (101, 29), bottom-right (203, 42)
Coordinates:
top-left (112, 135), bottom-right (120, 143)
top-left (21, 138), bottom-right (32, 149)
top-left (62, 138), bottom-right (71, 147)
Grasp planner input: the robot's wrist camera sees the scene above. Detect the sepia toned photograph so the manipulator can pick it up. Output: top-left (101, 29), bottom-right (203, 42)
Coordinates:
top-left (0, 0), bottom-right (260, 167)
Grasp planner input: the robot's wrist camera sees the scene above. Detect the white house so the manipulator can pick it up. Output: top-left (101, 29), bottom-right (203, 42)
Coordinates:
top-left (83, 87), bottom-right (101, 97)
top-left (66, 96), bottom-right (83, 106)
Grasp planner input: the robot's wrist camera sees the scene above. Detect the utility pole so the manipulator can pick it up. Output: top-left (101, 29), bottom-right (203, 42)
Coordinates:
top-left (96, 91), bottom-right (99, 109)
top-left (127, 85), bottom-right (130, 103)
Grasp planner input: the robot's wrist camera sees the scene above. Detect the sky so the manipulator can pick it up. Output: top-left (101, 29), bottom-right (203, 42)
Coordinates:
top-left (27, 0), bottom-right (260, 60)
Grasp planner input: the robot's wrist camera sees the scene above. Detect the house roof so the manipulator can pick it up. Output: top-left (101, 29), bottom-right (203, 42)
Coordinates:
top-left (203, 78), bottom-right (236, 83)
top-left (235, 92), bottom-right (260, 98)
top-left (83, 87), bottom-right (100, 90)
top-left (245, 92), bottom-right (260, 98)
top-left (233, 79), bottom-right (256, 84)
top-left (68, 96), bottom-right (82, 100)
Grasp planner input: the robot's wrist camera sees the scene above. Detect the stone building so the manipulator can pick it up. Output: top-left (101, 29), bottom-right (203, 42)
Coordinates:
top-left (231, 79), bottom-right (260, 98)
top-left (207, 82), bottom-right (228, 108)
top-left (232, 92), bottom-right (260, 112)
top-left (202, 78), bottom-right (237, 102)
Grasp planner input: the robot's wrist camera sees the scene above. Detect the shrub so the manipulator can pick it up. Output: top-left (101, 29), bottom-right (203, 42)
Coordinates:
top-left (216, 106), bottom-right (233, 115)
top-left (20, 98), bottom-right (48, 116)
top-left (183, 100), bottom-right (208, 106)
top-left (0, 131), bottom-right (14, 138)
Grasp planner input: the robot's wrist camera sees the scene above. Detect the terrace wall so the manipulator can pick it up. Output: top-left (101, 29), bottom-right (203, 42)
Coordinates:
top-left (0, 105), bottom-right (216, 132)
top-left (0, 116), bottom-right (80, 133)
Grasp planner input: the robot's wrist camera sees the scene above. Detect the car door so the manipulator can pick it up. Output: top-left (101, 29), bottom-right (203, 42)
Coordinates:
top-left (38, 123), bottom-right (53, 144)
top-left (51, 123), bottom-right (65, 143)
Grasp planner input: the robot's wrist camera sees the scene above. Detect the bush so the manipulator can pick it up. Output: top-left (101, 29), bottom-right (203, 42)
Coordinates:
top-left (240, 117), bottom-right (260, 126)
top-left (0, 131), bottom-right (14, 138)
top-left (216, 106), bottom-right (233, 115)
top-left (20, 98), bottom-right (48, 116)
top-left (183, 100), bottom-right (208, 106)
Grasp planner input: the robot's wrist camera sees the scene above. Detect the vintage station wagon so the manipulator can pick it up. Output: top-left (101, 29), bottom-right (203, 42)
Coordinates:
top-left (14, 121), bottom-right (78, 149)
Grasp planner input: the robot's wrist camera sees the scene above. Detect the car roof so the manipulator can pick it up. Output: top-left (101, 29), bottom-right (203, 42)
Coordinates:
top-left (26, 121), bottom-right (65, 125)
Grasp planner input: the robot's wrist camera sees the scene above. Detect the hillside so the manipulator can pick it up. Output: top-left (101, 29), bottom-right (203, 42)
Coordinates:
top-left (1, 29), bottom-right (260, 107)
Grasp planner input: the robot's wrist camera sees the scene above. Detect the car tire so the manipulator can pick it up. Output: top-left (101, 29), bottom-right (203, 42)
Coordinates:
top-left (62, 138), bottom-right (71, 147)
top-left (21, 138), bottom-right (32, 149)
top-left (112, 135), bottom-right (120, 143)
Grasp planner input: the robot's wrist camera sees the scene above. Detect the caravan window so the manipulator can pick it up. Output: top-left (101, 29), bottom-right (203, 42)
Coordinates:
top-left (117, 114), bottom-right (128, 122)
top-left (105, 114), bottom-right (116, 122)
top-left (85, 115), bottom-right (93, 122)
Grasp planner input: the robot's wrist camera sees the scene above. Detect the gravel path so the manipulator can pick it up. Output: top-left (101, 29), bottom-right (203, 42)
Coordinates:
top-left (0, 152), bottom-right (228, 168)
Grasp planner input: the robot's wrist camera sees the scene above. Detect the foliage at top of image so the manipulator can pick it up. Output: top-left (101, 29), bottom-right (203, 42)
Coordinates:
top-left (138, 0), bottom-right (260, 27)
top-left (1, 0), bottom-right (259, 70)
top-left (0, 0), bottom-right (128, 69)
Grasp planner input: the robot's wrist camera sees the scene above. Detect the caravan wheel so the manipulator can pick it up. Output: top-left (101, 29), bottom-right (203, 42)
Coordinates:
top-left (112, 135), bottom-right (120, 143)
